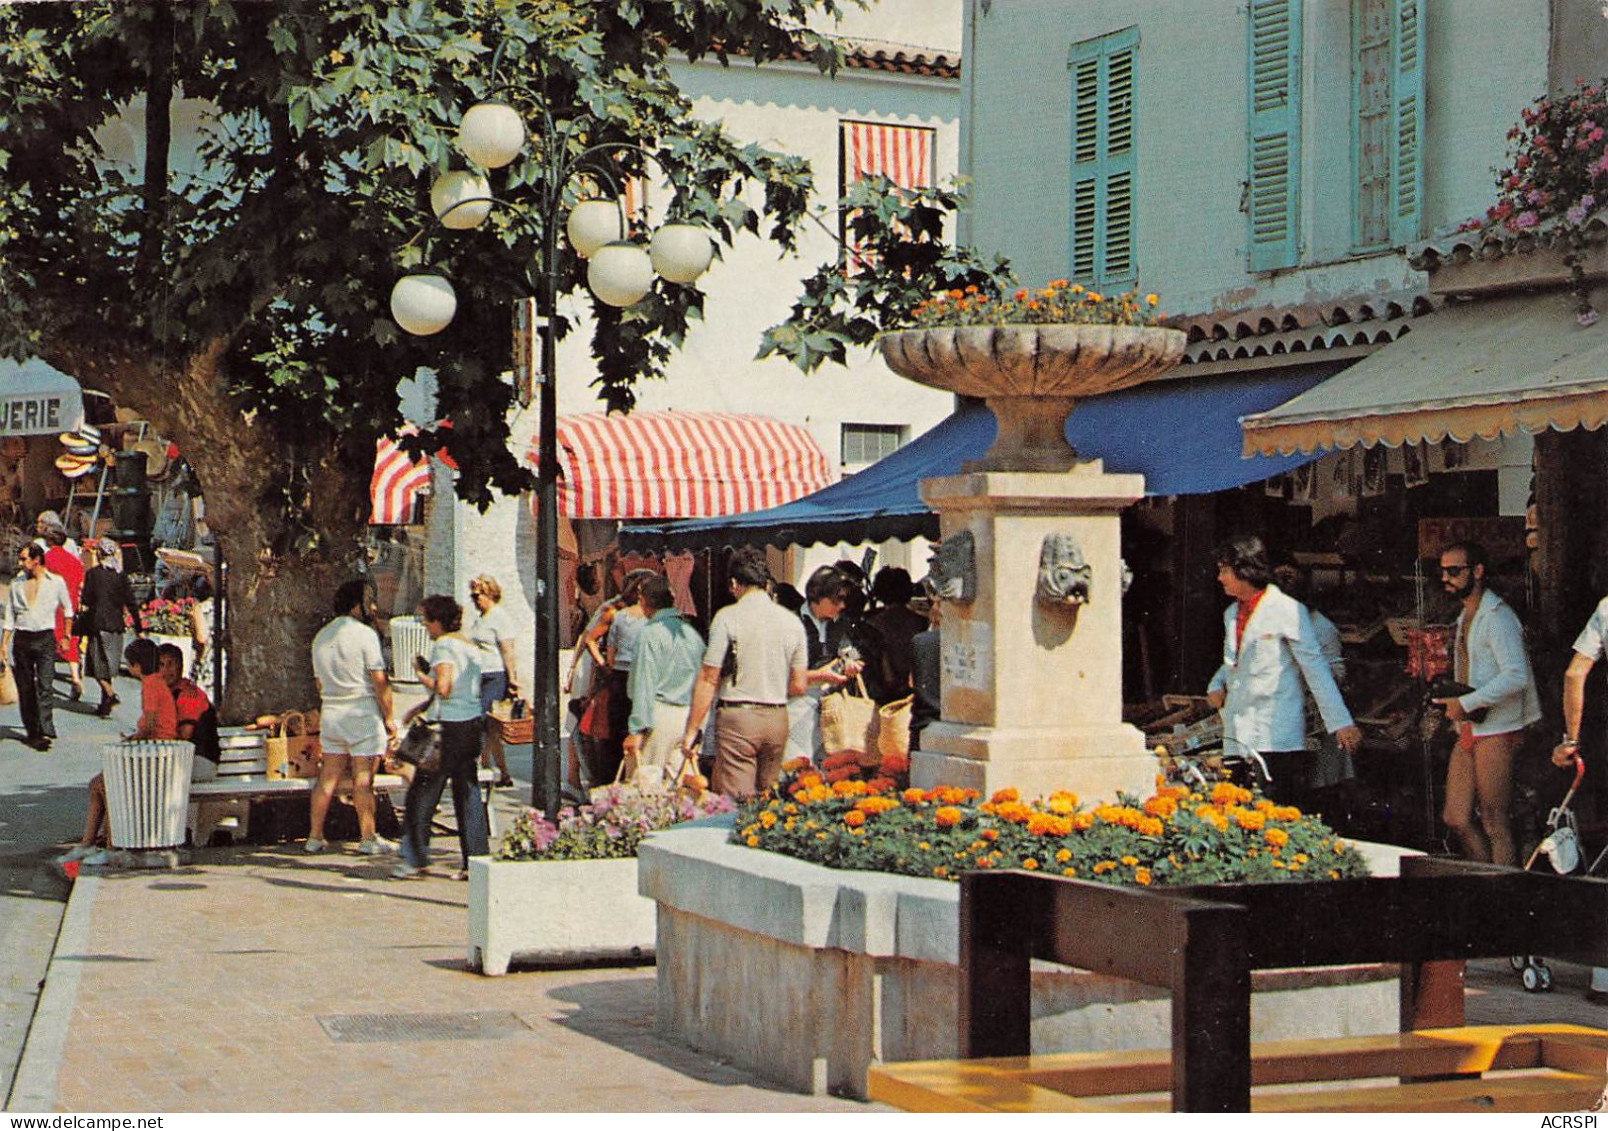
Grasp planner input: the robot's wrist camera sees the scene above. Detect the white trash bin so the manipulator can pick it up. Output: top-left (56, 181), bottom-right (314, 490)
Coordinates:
top-left (103, 740), bottom-right (194, 849)
top-left (390, 615), bottom-right (429, 683)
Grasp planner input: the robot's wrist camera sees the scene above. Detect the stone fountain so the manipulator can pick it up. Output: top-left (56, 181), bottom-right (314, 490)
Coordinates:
top-left (878, 321), bottom-right (1187, 801)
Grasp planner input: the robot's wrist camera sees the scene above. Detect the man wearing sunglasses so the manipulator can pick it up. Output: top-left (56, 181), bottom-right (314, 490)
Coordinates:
top-left (1431, 541), bottom-right (1540, 866)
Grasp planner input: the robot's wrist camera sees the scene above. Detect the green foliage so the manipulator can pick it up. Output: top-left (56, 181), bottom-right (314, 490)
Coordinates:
top-left (0, 0), bottom-right (855, 518)
top-left (758, 176), bottom-right (1017, 373)
top-left (733, 764), bottom-right (1370, 887)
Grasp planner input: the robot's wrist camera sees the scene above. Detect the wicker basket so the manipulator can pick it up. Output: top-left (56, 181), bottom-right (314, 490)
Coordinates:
top-left (490, 700), bottom-right (534, 744)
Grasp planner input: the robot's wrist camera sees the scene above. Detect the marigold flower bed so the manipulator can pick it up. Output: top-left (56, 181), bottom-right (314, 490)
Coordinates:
top-left (733, 757), bottom-right (1367, 887)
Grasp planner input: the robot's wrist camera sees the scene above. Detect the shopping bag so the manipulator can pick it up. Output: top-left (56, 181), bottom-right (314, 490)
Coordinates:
top-left (580, 684), bottom-right (612, 741)
top-left (876, 694), bottom-right (914, 760)
top-left (264, 710), bottom-right (321, 780)
top-left (820, 675), bottom-right (878, 756)
top-left (0, 664), bottom-right (16, 706)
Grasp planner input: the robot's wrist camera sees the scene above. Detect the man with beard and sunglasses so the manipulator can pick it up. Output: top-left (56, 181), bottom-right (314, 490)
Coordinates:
top-left (1430, 540), bottom-right (1540, 866)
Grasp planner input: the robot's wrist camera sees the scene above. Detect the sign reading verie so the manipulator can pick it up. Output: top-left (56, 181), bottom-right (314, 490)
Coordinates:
top-left (0, 394), bottom-right (66, 436)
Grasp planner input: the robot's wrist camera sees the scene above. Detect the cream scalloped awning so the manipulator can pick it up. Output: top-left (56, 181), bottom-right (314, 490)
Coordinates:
top-left (1241, 291), bottom-right (1608, 455)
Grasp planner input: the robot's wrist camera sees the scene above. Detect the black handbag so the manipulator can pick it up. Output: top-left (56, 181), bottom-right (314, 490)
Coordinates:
top-left (394, 718), bottom-right (442, 773)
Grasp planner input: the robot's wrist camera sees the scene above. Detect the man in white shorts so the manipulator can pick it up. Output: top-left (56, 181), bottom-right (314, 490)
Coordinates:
top-left (306, 580), bottom-right (396, 854)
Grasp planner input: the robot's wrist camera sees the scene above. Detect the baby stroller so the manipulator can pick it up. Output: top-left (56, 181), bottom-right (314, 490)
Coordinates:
top-left (1511, 753), bottom-right (1606, 991)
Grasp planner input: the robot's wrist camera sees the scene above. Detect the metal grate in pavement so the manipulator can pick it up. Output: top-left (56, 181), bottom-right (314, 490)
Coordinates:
top-left (317, 1010), bottom-right (532, 1043)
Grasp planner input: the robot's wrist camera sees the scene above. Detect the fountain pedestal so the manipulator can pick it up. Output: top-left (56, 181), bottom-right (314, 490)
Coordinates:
top-left (879, 322), bottom-right (1186, 798)
top-left (913, 463), bottom-right (1154, 800)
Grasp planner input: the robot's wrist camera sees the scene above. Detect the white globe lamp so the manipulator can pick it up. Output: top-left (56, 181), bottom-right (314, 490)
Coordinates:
top-left (457, 101), bottom-right (525, 169)
top-left (390, 274), bottom-right (458, 336)
top-left (566, 199), bottom-right (624, 259)
top-left (430, 170), bottom-right (493, 230)
top-left (649, 223), bottom-right (715, 284)
top-left (587, 242), bottom-right (655, 308)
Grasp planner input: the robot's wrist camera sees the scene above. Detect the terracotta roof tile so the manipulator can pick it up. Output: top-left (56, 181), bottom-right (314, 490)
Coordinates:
top-left (1166, 292), bottom-right (1435, 367)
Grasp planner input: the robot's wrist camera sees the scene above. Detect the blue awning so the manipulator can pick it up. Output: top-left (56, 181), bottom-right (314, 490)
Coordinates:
top-left (619, 367), bottom-right (1335, 552)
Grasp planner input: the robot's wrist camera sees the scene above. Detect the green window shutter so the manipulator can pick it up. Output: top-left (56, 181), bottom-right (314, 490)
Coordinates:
top-left (1247, 0), bottom-right (1302, 271)
top-left (1069, 27), bottom-right (1138, 289)
top-left (1390, 0), bottom-right (1425, 245)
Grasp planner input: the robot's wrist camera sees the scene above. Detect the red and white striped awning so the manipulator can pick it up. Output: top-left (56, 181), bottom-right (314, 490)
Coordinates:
top-left (527, 412), bottom-right (832, 521)
top-left (842, 120), bottom-right (934, 191)
top-left (369, 434), bottom-right (432, 525)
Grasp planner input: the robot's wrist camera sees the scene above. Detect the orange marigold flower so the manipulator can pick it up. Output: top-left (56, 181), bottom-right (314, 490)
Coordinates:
top-left (1062, 867), bottom-right (1076, 877)
top-left (1137, 817), bottom-right (1164, 837)
top-left (1026, 813), bottom-right (1072, 837)
top-left (1235, 809), bottom-right (1265, 831)
top-left (825, 767), bottom-right (856, 783)
top-left (878, 752), bottom-right (910, 775)
top-left (965, 284), bottom-right (979, 294)
top-left (1143, 795), bottom-right (1178, 819)
top-left (1022, 858), bottom-right (1039, 870)
top-left (782, 756), bottom-right (812, 773)
top-left (844, 810), bottom-right (866, 828)
top-left (1092, 860), bottom-right (1116, 874)
top-left (1134, 867), bottom-right (1152, 885)
top-left (1120, 855), bottom-right (1139, 866)
top-left (1045, 791), bottom-right (1078, 815)
top-left (1055, 848), bottom-right (1072, 863)
top-left (746, 835), bottom-right (759, 847)
top-left (980, 828), bottom-right (998, 842)
top-left (797, 772), bottom-right (823, 788)
top-left (1014, 288), bottom-right (1029, 301)
top-left (1264, 827), bottom-right (1289, 847)
top-left (1050, 278), bottom-right (1070, 288)
top-left (759, 810), bottom-right (777, 828)
top-left (865, 776), bottom-right (896, 792)
top-left (991, 787), bottom-right (1019, 804)
top-left (948, 289), bottom-right (965, 300)
top-left (1275, 806), bottom-right (1302, 822)
top-left (856, 796), bottom-right (899, 815)
top-left (902, 788), bottom-right (928, 805)
top-left (1145, 293), bottom-right (1159, 305)
top-left (1211, 782), bottom-right (1253, 807)
top-left (1073, 812), bottom-right (1095, 831)
top-left (934, 806), bottom-right (963, 828)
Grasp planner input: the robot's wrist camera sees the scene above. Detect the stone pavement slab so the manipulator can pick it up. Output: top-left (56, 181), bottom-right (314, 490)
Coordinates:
top-left (12, 846), bottom-right (882, 1113)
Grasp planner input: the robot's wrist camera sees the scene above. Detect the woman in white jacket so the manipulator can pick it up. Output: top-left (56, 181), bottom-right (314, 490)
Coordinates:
top-left (1206, 536), bottom-right (1360, 807)
top-left (1431, 541), bottom-right (1540, 867)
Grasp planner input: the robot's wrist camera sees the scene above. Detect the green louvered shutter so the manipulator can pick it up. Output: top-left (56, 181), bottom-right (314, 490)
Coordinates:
top-left (1069, 27), bottom-right (1138, 289)
top-left (1247, 0), bottom-right (1302, 271)
top-left (1390, 0), bottom-right (1424, 245)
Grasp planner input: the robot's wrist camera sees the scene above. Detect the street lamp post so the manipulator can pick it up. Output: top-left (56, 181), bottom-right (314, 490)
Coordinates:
top-left (390, 84), bottom-right (713, 819)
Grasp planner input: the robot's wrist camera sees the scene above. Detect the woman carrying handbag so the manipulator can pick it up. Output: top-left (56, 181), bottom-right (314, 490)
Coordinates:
top-left (394, 594), bottom-right (487, 880)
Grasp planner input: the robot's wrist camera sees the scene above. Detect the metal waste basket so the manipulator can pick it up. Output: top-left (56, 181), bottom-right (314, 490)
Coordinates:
top-left (103, 740), bottom-right (194, 849)
top-left (390, 614), bottom-right (429, 683)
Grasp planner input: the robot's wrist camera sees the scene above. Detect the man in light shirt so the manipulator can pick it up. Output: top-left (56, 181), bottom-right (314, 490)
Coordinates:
top-left (305, 580), bottom-right (396, 855)
top-left (622, 576), bottom-right (705, 787)
top-left (2, 543), bottom-right (75, 751)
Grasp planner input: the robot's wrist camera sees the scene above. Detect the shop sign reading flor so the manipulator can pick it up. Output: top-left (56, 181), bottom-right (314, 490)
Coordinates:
top-left (0, 392), bottom-right (67, 436)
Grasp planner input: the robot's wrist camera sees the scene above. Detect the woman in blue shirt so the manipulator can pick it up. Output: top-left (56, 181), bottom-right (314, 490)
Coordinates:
top-left (395, 594), bottom-right (487, 879)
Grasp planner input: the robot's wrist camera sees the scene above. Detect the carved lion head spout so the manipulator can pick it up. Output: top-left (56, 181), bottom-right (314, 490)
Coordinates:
top-left (1037, 533), bottom-right (1092, 608)
top-left (926, 530), bottom-right (976, 603)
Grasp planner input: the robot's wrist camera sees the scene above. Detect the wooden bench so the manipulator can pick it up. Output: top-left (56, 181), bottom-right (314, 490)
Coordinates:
top-left (188, 726), bottom-right (499, 846)
top-left (867, 856), bottom-right (1608, 1113)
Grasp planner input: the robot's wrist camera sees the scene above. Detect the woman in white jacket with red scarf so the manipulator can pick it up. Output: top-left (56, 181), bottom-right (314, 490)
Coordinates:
top-left (1206, 536), bottom-right (1360, 807)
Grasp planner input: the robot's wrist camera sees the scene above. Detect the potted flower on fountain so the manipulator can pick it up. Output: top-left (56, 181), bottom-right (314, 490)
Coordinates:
top-left (468, 780), bottom-right (732, 975)
top-left (138, 593), bottom-right (198, 674)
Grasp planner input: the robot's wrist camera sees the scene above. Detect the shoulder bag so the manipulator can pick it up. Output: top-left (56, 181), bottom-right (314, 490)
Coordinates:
top-left (394, 717), bottom-right (443, 774)
top-left (820, 674), bottom-right (878, 756)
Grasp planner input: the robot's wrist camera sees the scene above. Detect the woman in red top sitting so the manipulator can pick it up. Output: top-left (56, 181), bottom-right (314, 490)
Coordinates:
top-left (59, 638), bottom-right (178, 866)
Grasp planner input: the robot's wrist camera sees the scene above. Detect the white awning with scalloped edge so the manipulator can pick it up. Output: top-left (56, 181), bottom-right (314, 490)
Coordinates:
top-left (1241, 290), bottom-right (1608, 456)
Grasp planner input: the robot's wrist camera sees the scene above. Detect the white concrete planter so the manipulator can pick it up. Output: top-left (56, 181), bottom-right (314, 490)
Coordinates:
top-left (640, 817), bottom-right (1414, 1099)
top-left (467, 855), bottom-right (656, 975)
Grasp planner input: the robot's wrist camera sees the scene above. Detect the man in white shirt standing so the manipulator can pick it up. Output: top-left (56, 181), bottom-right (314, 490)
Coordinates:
top-left (1551, 594), bottom-right (1608, 1004)
top-left (1431, 540), bottom-right (1540, 867)
top-left (305, 580), bottom-right (396, 854)
top-left (2, 543), bottom-right (75, 751)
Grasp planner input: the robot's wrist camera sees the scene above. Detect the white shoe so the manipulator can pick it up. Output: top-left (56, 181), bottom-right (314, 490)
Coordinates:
top-left (391, 861), bottom-right (424, 879)
top-left (303, 837), bottom-right (327, 854)
top-left (81, 850), bottom-right (115, 868)
top-left (357, 836), bottom-right (393, 856)
top-left (58, 844), bottom-right (98, 864)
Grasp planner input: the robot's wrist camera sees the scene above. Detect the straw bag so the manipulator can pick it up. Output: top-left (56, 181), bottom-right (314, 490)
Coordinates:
top-left (820, 675), bottom-right (878, 756)
top-left (264, 710), bottom-right (321, 780)
top-left (0, 663), bottom-right (16, 707)
top-left (876, 694), bottom-right (914, 760)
